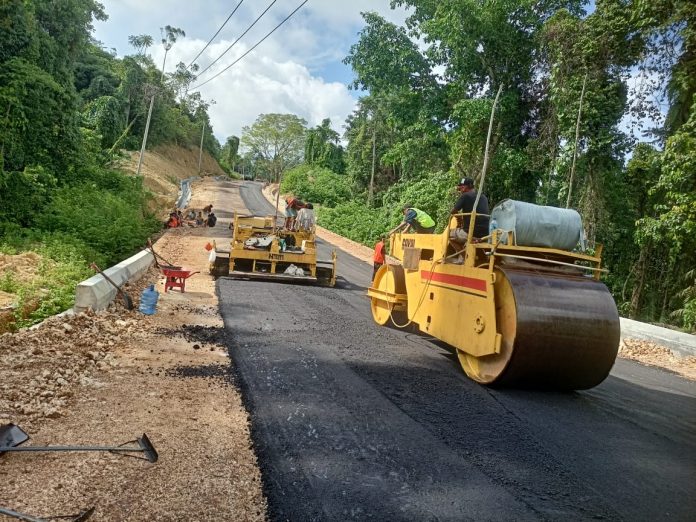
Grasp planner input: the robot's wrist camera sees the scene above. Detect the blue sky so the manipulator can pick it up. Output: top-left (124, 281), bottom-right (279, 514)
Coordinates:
top-left (93, 0), bottom-right (408, 141)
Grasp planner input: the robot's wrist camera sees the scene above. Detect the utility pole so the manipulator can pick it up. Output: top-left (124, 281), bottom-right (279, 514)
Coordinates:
top-left (136, 54), bottom-right (167, 177)
top-left (198, 120), bottom-right (206, 175)
top-left (136, 26), bottom-right (185, 176)
top-left (197, 100), bottom-right (214, 175)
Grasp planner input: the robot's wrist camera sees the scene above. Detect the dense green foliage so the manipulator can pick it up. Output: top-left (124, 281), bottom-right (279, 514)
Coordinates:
top-left (280, 165), bottom-right (353, 207)
top-left (299, 0), bottom-right (696, 330)
top-left (305, 119), bottom-right (345, 174)
top-left (0, 1), bottom-right (220, 326)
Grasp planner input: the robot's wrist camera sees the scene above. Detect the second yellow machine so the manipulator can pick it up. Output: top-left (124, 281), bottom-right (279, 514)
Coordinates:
top-left (210, 213), bottom-right (337, 287)
top-left (368, 200), bottom-right (620, 390)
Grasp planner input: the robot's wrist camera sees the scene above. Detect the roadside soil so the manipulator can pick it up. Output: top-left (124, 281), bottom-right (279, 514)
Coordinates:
top-left (265, 183), bottom-right (696, 381)
top-left (0, 252), bottom-right (43, 308)
top-left (116, 145), bottom-right (227, 216)
top-left (0, 178), bottom-right (267, 521)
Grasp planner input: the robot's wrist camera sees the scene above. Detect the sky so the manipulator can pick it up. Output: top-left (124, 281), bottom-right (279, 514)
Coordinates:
top-left (92, 1), bottom-right (659, 148)
top-left (93, 0), bottom-right (410, 143)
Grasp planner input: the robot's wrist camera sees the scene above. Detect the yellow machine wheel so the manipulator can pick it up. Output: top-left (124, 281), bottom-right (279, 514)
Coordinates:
top-left (370, 265), bottom-right (408, 327)
top-left (458, 266), bottom-right (620, 390)
top-left (458, 271), bottom-right (517, 385)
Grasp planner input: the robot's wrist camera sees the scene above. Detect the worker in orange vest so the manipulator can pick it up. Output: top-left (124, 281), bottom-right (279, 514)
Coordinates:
top-left (373, 236), bottom-right (386, 280)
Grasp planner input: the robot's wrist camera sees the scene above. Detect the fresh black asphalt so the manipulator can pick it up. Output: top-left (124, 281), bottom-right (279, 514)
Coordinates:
top-left (217, 181), bottom-right (696, 521)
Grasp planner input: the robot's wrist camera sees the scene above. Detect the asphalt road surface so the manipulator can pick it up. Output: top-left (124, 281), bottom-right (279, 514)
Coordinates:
top-left (219, 181), bottom-right (696, 521)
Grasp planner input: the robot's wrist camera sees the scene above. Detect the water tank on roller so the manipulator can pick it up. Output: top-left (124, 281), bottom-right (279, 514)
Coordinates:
top-left (490, 199), bottom-right (584, 251)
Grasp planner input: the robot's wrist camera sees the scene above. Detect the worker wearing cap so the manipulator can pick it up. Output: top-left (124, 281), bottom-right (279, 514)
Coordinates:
top-left (284, 196), bottom-right (305, 230)
top-left (389, 205), bottom-right (436, 235)
top-left (451, 177), bottom-right (489, 239)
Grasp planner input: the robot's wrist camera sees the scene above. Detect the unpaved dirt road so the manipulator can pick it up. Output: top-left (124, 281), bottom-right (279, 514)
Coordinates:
top-left (1, 178), bottom-right (266, 521)
top-left (220, 181), bottom-right (696, 521)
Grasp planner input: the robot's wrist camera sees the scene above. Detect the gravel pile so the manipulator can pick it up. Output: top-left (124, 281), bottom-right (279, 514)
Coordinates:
top-left (620, 338), bottom-right (696, 380)
top-left (0, 310), bottom-right (146, 432)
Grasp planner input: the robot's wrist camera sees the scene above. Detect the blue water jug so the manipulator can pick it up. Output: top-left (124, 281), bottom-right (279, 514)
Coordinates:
top-left (139, 284), bottom-right (159, 315)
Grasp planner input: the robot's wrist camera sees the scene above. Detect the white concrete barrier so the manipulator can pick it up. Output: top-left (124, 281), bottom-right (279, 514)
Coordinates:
top-left (621, 317), bottom-right (696, 357)
top-left (176, 176), bottom-right (199, 209)
top-left (74, 250), bottom-right (154, 312)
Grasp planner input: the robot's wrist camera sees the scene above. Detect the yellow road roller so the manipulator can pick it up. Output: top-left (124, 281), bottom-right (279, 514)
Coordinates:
top-left (368, 200), bottom-right (620, 389)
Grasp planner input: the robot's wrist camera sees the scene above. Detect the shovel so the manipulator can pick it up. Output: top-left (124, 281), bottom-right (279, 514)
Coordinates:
top-left (89, 263), bottom-right (134, 311)
top-left (0, 424), bottom-right (158, 463)
top-left (146, 239), bottom-right (181, 270)
top-left (0, 506), bottom-right (94, 522)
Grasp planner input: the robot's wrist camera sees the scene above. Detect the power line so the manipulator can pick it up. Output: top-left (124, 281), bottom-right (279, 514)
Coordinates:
top-left (194, 0), bottom-right (278, 78)
top-left (190, 0), bottom-right (309, 91)
top-left (188, 0), bottom-right (245, 68)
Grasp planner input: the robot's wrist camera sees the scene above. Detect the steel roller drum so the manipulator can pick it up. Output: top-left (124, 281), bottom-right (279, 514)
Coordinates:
top-left (459, 266), bottom-right (621, 390)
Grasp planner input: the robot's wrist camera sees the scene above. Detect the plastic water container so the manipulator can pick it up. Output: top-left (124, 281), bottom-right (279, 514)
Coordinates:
top-left (139, 284), bottom-right (159, 315)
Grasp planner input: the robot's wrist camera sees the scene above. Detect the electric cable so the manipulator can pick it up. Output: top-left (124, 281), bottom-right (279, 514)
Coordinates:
top-left (190, 0), bottom-right (309, 91)
top-left (194, 0), bottom-right (279, 78)
top-left (188, 0), bottom-right (245, 68)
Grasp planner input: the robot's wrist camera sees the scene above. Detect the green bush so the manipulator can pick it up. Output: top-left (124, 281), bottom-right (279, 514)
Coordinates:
top-left (382, 170), bottom-right (459, 232)
top-left (37, 182), bottom-right (159, 264)
top-left (281, 165), bottom-right (353, 207)
top-left (317, 201), bottom-right (392, 246)
top-left (0, 232), bottom-right (98, 327)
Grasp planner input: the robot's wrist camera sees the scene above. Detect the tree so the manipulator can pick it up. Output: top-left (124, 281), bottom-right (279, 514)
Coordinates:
top-left (128, 34), bottom-right (154, 56)
top-left (305, 119), bottom-right (345, 174)
top-left (220, 136), bottom-right (240, 174)
top-left (160, 25), bottom-right (185, 75)
top-left (241, 114), bottom-right (307, 182)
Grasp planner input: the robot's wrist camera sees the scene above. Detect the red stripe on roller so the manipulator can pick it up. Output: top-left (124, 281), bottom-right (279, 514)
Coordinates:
top-left (420, 270), bottom-right (487, 292)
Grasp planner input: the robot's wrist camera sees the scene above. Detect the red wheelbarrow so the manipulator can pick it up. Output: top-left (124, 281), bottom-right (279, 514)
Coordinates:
top-left (162, 267), bottom-right (199, 293)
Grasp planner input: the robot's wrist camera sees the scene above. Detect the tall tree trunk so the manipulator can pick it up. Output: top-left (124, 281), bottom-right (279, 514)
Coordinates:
top-left (368, 119), bottom-right (376, 207)
top-left (566, 73), bottom-right (587, 208)
top-left (629, 244), bottom-right (649, 318)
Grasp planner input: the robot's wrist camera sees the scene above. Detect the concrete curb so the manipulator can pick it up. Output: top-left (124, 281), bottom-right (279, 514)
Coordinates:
top-left (74, 250), bottom-right (154, 313)
top-left (621, 318), bottom-right (696, 357)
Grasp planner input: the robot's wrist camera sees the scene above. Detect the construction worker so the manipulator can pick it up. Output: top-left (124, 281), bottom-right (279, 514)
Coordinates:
top-left (296, 203), bottom-right (315, 231)
top-left (372, 236), bottom-right (387, 280)
top-left (450, 177), bottom-right (489, 240)
top-left (284, 196), bottom-right (305, 230)
top-left (389, 205), bottom-right (436, 235)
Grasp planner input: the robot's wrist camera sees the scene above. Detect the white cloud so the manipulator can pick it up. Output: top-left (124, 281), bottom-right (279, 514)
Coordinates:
top-left (148, 38), bottom-right (356, 142)
top-left (94, 0), bottom-right (410, 142)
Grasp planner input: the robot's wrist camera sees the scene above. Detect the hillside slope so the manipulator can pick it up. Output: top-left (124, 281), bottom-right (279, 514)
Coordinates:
top-left (117, 144), bottom-right (228, 211)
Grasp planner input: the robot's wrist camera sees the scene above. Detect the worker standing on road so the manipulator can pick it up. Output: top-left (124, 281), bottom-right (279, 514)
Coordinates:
top-left (450, 178), bottom-right (489, 241)
top-left (372, 236), bottom-right (387, 280)
top-left (296, 203), bottom-right (315, 231)
top-left (389, 205), bottom-right (436, 235)
top-left (284, 196), bottom-right (305, 230)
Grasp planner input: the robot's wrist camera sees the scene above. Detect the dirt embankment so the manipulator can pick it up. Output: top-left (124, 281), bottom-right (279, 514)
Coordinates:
top-left (117, 144), bottom-right (229, 214)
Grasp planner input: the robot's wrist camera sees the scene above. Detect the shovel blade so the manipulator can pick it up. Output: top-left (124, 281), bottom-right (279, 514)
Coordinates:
top-left (0, 424), bottom-right (29, 454)
top-left (138, 433), bottom-right (158, 463)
